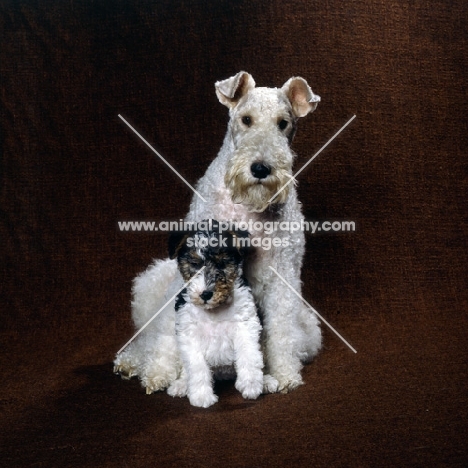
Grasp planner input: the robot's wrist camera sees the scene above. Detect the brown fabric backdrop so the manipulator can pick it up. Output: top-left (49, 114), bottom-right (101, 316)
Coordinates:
top-left (1, 1), bottom-right (467, 466)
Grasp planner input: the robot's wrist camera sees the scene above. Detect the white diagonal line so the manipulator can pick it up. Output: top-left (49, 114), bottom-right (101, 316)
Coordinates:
top-left (269, 266), bottom-right (357, 353)
top-left (116, 266), bottom-right (206, 355)
top-left (268, 114), bottom-right (356, 204)
top-left (118, 114), bottom-right (207, 202)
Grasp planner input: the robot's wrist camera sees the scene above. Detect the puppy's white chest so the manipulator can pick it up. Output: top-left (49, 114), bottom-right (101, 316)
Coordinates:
top-left (201, 321), bottom-right (236, 363)
top-left (198, 314), bottom-right (237, 361)
top-left (177, 304), bottom-right (242, 366)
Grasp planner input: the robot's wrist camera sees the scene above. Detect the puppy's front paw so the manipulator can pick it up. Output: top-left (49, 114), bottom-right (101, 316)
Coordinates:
top-left (262, 374), bottom-right (279, 394)
top-left (188, 388), bottom-right (218, 408)
top-left (236, 376), bottom-right (263, 400)
top-left (167, 378), bottom-right (188, 398)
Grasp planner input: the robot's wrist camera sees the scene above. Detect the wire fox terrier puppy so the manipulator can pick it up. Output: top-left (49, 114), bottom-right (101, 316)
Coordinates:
top-left (115, 71), bottom-right (322, 394)
top-left (166, 221), bottom-right (265, 408)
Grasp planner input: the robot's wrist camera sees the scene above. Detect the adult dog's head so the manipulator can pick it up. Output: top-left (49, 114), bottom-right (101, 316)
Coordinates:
top-left (215, 71), bottom-right (320, 212)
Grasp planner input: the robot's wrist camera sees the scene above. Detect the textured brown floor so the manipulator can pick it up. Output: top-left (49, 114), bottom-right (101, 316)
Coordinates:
top-left (1, 1), bottom-right (467, 467)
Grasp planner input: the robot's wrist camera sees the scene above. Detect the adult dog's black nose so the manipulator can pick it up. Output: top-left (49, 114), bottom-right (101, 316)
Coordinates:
top-left (200, 291), bottom-right (213, 302)
top-left (251, 162), bottom-right (271, 179)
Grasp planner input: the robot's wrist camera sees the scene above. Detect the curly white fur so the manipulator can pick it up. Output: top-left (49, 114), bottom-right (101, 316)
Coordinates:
top-left (168, 277), bottom-right (264, 408)
top-left (114, 72), bottom-right (322, 395)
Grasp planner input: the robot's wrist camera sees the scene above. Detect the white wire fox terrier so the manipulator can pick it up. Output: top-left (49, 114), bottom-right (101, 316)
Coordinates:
top-left (114, 71), bottom-right (322, 394)
top-left (165, 221), bottom-right (265, 408)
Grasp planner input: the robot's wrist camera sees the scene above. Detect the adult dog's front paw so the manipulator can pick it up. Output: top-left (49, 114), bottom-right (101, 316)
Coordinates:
top-left (142, 363), bottom-right (178, 394)
top-left (113, 363), bottom-right (137, 380)
top-left (113, 353), bottom-right (139, 380)
top-left (143, 376), bottom-right (172, 394)
top-left (262, 374), bottom-right (279, 394)
top-left (276, 373), bottom-right (304, 394)
top-left (167, 378), bottom-right (188, 398)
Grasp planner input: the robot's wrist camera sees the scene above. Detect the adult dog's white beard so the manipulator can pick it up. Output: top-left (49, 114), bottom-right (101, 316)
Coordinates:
top-left (224, 164), bottom-right (292, 213)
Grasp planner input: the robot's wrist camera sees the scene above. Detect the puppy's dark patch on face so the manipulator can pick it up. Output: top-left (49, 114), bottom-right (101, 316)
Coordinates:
top-left (175, 289), bottom-right (187, 311)
top-left (170, 221), bottom-right (249, 310)
top-left (178, 250), bottom-right (204, 282)
top-left (209, 262), bottom-right (239, 305)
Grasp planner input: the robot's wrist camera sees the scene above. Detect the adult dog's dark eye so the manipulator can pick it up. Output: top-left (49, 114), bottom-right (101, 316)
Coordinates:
top-left (278, 119), bottom-right (288, 130)
top-left (242, 116), bottom-right (252, 127)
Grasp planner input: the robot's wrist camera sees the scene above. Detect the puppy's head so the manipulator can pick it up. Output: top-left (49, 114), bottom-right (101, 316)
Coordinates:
top-left (169, 220), bottom-right (250, 310)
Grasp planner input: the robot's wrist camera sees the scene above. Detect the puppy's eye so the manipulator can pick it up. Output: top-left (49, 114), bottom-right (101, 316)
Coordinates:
top-left (242, 116), bottom-right (252, 127)
top-left (188, 258), bottom-right (203, 267)
top-left (278, 119), bottom-right (288, 131)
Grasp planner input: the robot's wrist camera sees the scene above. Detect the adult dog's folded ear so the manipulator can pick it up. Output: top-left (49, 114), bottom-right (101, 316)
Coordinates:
top-left (168, 231), bottom-right (190, 259)
top-left (215, 71), bottom-right (256, 109)
top-left (281, 77), bottom-right (320, 118)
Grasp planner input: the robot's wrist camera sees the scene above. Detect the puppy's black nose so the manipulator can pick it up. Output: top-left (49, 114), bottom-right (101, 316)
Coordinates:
top-left (200, 291), bottom-right (213, 302)
top-left (251, 162), bottom-right (271, 179)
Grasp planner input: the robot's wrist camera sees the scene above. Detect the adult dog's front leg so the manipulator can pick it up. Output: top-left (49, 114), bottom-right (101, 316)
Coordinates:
top-left (261, 276), bottom-right (306, 393)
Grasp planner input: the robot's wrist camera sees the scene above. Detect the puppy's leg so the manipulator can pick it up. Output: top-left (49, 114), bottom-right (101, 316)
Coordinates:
top-left (234, 320), bottom-right (264, 400)
top-left (186, 354), bottom-right (218, 408)
top-left (178, 334), bottom-right (218, 408)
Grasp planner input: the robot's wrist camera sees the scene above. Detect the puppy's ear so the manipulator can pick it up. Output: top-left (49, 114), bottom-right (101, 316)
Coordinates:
top-left (168, 232), bottom-right (190, 259)
top-left (227, 228), bottom-right (251, 256)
